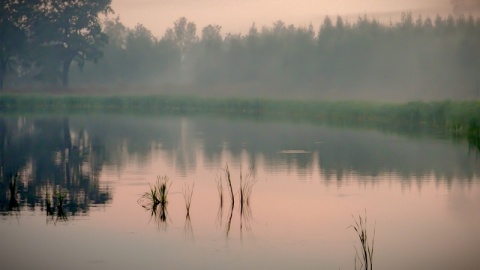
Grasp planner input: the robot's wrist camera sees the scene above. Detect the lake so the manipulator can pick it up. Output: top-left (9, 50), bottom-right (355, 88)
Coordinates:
top-left (1, 113), bottom-right (479, 270)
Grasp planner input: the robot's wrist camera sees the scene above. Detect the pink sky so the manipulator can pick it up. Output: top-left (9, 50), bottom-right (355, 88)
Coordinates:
top-left (110, 0), bottom-right (465, 37)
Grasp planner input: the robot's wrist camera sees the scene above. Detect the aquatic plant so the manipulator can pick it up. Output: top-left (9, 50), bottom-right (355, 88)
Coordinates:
top-left (215, 174), bottom-right (225, 228)
top-left (44, 189), bottom-right (69, 224)
top-left (140, 175), bottom-right (171, 209)
top-left (184, 214), bottom-right (194, 240)
top-left (151, 201), bottom-right (169, 230)
top-left (224, 165), bottom-right (235, 207)
top-left (349, 211), bottom-right (375, 270)
top-left (239, 190), bottom-right (253, 236)
top-left (220, 163), bottom-right (257, 237)
top-left (216, 174), bottom-right (224, 208)
top-left (221, 165), bottom-right (236, 237)
top-left (239, 166), bottom-right (256, 214)
top-left (225, 200), bottom-right (234, 238)
top-left (138, 176), bottom-right (172, 230)
top-left (182, 182), bottom-right (194, 216)
top-left (54, 190), bottom-right (68, 208)
top-left (54, 190), bottom-right (68, 210)
top-left (143, 183), bottom-right (160, 207)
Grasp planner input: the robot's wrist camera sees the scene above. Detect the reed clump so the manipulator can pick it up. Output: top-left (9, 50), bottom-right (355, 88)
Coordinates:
top-left (349, 211), bottom-right (375, 270)
top-left (138, 176), bottom-right (172, 229)
top-left (54, 190), bottom-right (67, 208)
top-left (140, 175), bottom-right (171, 209)
top-left (239, 166), bottom-right (256, 210)
top-left (218, 164), bottom-right (257, 237)
top-left (182, 182), bottom-right (194, 216)
top-left (45, 189), bottom-right (69, 223)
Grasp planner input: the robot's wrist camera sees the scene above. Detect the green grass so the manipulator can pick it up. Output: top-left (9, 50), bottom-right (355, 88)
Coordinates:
top-left (0, 94), bottom-right (479, 139)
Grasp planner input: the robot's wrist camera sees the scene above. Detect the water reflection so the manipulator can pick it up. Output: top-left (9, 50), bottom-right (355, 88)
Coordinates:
top-left (240, 197), bottom-right (253, 237)
top-left (183, 214), bottom-right (194, 240)
top-left (92, 115), bottom-right (477, 182)
top-left (149, 203), bottom-right (169, 230)
top-left (467, 132), bottom-right (480, 154)
top-left (1, 114), bottom-right (479, 217)
top-left (43, 189), bottom-right (69, 225)
top-left (216, 164), bottom-right (256, 238)
top-left (138, 194), bottom-right (169, 229)
top-left (0, 173), bottom-right (20, 212)
top-left (0, 117), bottom-right (111, 217)
top-left (138, 176), bottom-right (172, 230)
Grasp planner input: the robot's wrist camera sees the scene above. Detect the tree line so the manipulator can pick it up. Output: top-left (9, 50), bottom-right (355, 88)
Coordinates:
top-left (67, 14), bottom-right (480, 100)
top-left (2, 1), bottom-right (480, 100)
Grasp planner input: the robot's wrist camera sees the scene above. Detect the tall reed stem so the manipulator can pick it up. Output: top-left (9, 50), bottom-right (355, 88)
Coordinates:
top-left (224, 164), bottom-right (234, 207)
top-left (349, 211), bottom-right (375, 270)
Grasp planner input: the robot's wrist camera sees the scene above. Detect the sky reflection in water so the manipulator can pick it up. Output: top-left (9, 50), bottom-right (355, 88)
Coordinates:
top-left (0, 114), bottom-right (479, 270)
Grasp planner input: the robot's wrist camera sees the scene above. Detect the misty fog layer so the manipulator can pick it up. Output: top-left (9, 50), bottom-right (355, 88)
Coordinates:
top-left (66, 14), bottom-right (479, 101)
top-left (3, 7), bottom-right (480, 101)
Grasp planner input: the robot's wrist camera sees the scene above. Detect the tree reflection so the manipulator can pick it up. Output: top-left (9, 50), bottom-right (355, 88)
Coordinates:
top-left (0, 173), bottom-right (21, 213)
top-left (0, 117), bottom-right (111, 218)
top-left (467, 123), bottom-right (480, 155)
top-left (1, 113), bottom-right (479, 219)
top-left (44, 189), bottom-right (69, 225)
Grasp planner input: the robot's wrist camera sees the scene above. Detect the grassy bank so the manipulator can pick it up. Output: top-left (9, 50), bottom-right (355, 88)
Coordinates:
top-left (0, 94), bottom-right (479, 137)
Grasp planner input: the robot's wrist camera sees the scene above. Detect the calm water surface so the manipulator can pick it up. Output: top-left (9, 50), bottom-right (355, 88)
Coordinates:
top-left (1, 114), bottom-right (479, 270)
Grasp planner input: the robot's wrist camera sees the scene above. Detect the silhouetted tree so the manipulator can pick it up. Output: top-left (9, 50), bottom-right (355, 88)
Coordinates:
top-left (31, 0), bottom-right (113, 87)
top-left (0, 0), bottom-right (36, 89)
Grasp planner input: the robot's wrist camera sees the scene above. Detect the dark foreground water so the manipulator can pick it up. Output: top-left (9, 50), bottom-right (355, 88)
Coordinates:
top-left (1, 114), bottom-right (479, 270)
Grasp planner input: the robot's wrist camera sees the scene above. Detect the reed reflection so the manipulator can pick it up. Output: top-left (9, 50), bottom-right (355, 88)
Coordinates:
top-left (2, 114), bottom-right (479, 221)
top-left (182, 182), bottom-right (195, 240)
top-left (44, 189), bottom-right (69, 225)
top-left (215, 174), bottom-right (224, 229)
top-left (183, 214), bottom-right (194, 240)
top-left (138, 176), bottom-right (172, 230)
top-left (216, 164), bottom-right (256, 238)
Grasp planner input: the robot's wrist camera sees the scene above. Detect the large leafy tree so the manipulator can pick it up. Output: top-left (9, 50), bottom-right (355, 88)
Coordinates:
top-left (31, 0), bottom-right (113, 87)
top-left (0, 0), bottom-right (37, 89)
